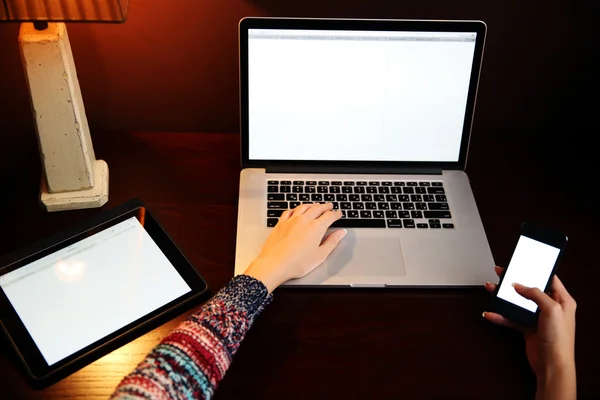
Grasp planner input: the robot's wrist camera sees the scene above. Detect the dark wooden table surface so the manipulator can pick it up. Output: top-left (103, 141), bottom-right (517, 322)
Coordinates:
top-left (0, 131), bottom-right (597, 399)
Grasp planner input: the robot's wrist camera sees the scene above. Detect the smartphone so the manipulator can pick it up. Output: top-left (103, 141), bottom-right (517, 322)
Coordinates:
top-left (491, 222), bottom-right (568, 326)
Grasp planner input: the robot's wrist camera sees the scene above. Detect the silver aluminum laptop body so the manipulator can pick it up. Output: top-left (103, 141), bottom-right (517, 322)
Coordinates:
top-left (235, 18), bottom-right (496, 287)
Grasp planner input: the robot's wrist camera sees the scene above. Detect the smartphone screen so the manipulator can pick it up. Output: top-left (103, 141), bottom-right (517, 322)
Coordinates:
top-left (497, 235), bottom-right (561, 312)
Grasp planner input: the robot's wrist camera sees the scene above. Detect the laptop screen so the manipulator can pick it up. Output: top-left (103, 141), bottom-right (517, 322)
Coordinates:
top-left (247, 28), bottom-right (477, 163)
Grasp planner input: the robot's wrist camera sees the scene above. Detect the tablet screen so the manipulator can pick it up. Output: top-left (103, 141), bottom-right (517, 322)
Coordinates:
top-left (0, 216), bottom-right (191, 366)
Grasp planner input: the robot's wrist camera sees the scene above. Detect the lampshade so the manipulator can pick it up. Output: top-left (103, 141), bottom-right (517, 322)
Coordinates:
top-left (0, 0), bottom-right (129, 22)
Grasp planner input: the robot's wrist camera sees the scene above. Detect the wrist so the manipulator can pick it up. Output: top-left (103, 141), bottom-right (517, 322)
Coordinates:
top-left (536, 359), bottom-right (576, 400)
top-left (244, 257), bottom-right (284, 294)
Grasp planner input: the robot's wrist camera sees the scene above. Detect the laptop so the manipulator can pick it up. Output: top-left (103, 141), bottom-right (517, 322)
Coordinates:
top-left (234, 18), bottom-right (496, 287)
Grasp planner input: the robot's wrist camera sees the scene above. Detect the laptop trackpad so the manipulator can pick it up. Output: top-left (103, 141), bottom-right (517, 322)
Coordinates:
top-left (327, 236), bottom-right (406, 278)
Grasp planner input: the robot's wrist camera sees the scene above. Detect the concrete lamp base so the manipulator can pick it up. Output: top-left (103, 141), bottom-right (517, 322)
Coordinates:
top-left (19, 22), bottom-right (109, 212)
top-left (40, 160), bottom-right (109, 212)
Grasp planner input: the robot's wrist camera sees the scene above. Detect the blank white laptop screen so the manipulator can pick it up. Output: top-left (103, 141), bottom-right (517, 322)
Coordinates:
top-left (0, 217), bottom-right (191, 366)
top-left (248, 29), bottom-right (477, 162)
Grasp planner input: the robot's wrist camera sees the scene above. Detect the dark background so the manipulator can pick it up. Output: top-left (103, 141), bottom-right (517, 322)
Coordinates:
top-left (0, 0), bottom-right (598, 398)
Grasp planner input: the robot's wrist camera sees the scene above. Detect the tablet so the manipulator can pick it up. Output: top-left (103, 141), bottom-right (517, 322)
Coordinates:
top-left (0, 200), bottom-right (209, 387)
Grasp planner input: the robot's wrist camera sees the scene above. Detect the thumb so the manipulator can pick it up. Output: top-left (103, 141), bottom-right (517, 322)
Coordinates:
top-left (513, 283), bottom-right (556, 313)
top-left (319, 229), bottom-right (347, 256)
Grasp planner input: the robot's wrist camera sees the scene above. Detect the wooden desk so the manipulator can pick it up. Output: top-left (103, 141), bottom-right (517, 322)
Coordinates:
top-left (0, 131), bottom-right (597, 399)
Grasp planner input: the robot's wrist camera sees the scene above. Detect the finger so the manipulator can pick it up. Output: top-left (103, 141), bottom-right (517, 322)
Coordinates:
top-left (484, 281), bottom-right (497, 293)
top-left (494, 266), bottom-right (504, 277)
top-left (290, 203), bottom-right (312, 216)
top-left (279, 209), bottom-right (293, 222)
top-left (304, 202), bottom-right (334, 219)
top-left (549, 275), bottom-right (576, 309)
top-left (513, 283), bottom-right (557, 313)
top-left (317, 208), bottom-right (343, 229)
top-left (319, 229), bottom-right (347, 256)
top-left (482, 311), bottom-right (524, 332)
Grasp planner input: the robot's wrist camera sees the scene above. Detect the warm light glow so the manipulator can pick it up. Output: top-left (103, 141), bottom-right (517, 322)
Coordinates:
top-left (53, 259), bottom-right (86, 283)
top-left (1, 0), bottom-right (130, 22)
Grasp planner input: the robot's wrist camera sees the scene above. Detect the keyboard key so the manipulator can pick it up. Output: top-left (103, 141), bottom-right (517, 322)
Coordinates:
top-left (267, 218), bottom-right (278, 227)
top-left (399, 211), bottom-right (410, 218)
top-left (356, 181), bottom-right (367, 186)
top-left (280, 186), bottom-right (291, 193)
top-left (317, 186), bottom-right (328, 193)
top-left (332, 202), bottom-right (340, 210)
top-left (391, 203), bottom-right (402, 210)
top-left (268, 210), bottom-right (284, 217)
top-left (369, 182), bottom-right (380, 186)
top-left (292, 186), bottom-right (303, 193)
top-left (411, 211), bottom-right (423, 219)
top-left (286, 194), bottom-right (298, 200)
top-left (311, 194), bottom-right (323, 201)
top-left (429, 223), bottom-right (442, 228)
top-left (424, 211), bottom-right (452, 219)
top-left (324, 194), bottom-right (335, 202)
top-left (336, 194), bottom-right (348, 201)
top-left (427, 187), bottom-right (445, 194)
top-left (377, 203), bottom-right (390, 210)
top-left (353, 202), bottom-right (365, 210)
top-left (416, 203), bottom-right (428, 210)
top-left (403, 187), bottom-right (414, 194)
top-left (341, 202), bottom-right (352, 209)
top-left (435, 195), bottom-right (447, 202)
top-left (361, 194), bottom-right (373, 202)
top-left (293, 181), bottom-right (304, 185)
top-left (397, 195), bottom-right (408, 202)
top-left (268, 186), bottom-right (278, 193)
top-left (443, 223), bottom-right (455, 229)
top-left (331, 181), bottom-right (342, 186)
top-left (428, 203), bottom-right (449, 210)
top-left (391, 187), bottom-right (402, 194)
top-left (267, 201), bottom-right (288, 209)
top-left (386, 195), bottom-right (398, 202)
top-left (411, 195), bottom-right (422, 202)
top-left (378, 186), bottom-right (390, 194)
top-left (419, 182), bottom-right (431, 186)
top-left (299, 194), bottom-right (310, 201)
top-left (428, 219), bottom-right (440, 224)
top-left (331, 219), bottom-right (386, 228)
top-left (385, 211), bottom-right (397, 218)
top-left (306, 181), bottom-right (317, 185)
top-left (290, 201), bottom-right (300, 208)
top-left (432, 182), bottom-right (443, 186)
top-left (342, 187), bottom-right (353, 193)
top-left (305, 186), bottom-right (316, 193)
top-left (387, 219), bottom-right (403, 228)
top-left (341, 210), bottom-right (347, 218)
top-left (424, 195), bottom-right (435, 202)
top-left (343, 181), bottom-right (355, 186)
top-left (373, 211), bottom-right (385, 218)
top-left (415, 187), bottom-right (427, 194)
top-left (403, 219), bottom-right (416, 228)
top-left (417, 223), bottom-right (428, 228)
top-left (393, 182), bottom-right (406, 186)
top-left (353, 186), bottom-right (366, 193)
top-left (349, 194), bottom-right (360, 201)
top-left (348, 210), bottom-right (359, 218)
top-left (366, 202), bottom-right (377, 210)
top-left (382, 181), bottom-right (393, 186)
top-left (374, 195), bottom-right (385, 202)
top-left (366, 187), bottom-right (377, 194)
top-left (403, 203), bottom-right (415, 210)
top-left (360, 211), bottom-right (372, 218)
top-left (319, 181), bottom-right (330, 185)
top-left (329, 186), bottom-right (340, 193)
top-left (268, 194), bottom-right (285, 200)
top-left (407, 182), bottom-right (418, 187)
top-left (268, 181), bottom-right (278, 185)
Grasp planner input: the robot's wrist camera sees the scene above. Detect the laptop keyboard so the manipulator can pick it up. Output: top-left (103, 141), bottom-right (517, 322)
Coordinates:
top-left (266, 180), bottom-right (454, 229)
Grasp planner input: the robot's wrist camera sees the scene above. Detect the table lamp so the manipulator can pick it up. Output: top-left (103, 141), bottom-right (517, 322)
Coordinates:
top-left (1, 0), bottom-right (129, 211)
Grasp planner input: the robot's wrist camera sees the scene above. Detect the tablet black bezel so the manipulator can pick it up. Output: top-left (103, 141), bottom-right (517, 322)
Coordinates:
top-left (0, 200), bottom-right (209, 387)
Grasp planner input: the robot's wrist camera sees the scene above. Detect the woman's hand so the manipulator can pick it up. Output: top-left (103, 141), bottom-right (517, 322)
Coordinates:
top-left (483, 267), bottom-right (577, 400)
top-left (244, 203), bottom-right (346, 293)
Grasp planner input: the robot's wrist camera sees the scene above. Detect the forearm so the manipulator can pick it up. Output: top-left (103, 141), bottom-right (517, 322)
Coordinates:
top-left (536, 362), bottom-right (576, 400)
top-left (111, 275), bottom-right (272, 400)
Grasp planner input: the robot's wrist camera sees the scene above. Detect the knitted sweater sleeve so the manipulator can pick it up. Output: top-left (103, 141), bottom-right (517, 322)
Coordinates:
top-left (110, 275), bottom-right (272, 400)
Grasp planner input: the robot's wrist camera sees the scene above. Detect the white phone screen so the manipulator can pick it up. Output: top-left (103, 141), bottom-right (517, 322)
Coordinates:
top-left (497, 236), bottom-right (560, 312)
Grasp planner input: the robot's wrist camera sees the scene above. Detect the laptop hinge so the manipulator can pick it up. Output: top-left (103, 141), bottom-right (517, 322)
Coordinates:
top-left (265, 166), bottom-right (442, 175)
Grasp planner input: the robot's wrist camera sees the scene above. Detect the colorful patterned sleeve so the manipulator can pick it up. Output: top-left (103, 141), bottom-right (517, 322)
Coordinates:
top-left (110, 275), bottom-right (273, 400)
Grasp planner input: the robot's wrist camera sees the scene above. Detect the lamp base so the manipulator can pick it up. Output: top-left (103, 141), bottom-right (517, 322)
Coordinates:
top-left (40, 160), bottom-right (109, 212)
